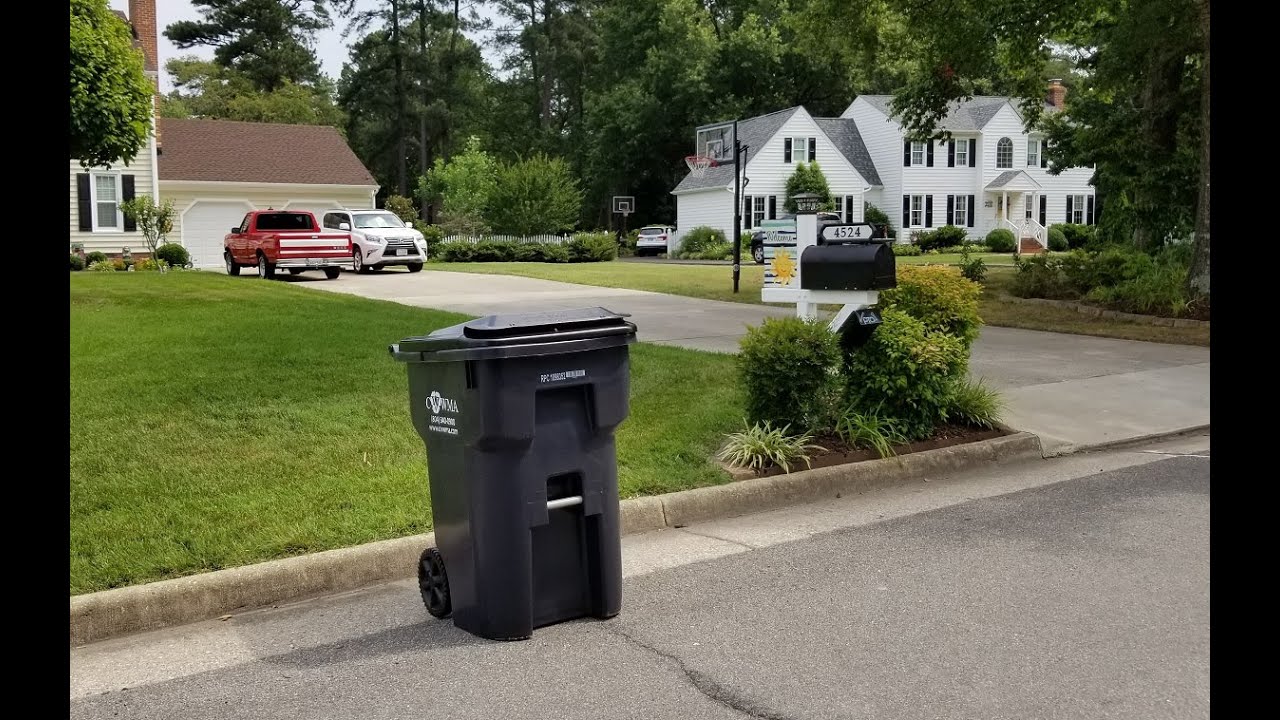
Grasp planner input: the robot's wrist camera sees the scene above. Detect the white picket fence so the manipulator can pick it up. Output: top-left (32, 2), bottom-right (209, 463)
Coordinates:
top-left (443, 234), bottom-right (572, 245)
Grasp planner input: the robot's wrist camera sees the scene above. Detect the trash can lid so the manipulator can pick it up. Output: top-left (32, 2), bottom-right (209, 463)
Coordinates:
top-left (391, 307), bottom-right (637, 362)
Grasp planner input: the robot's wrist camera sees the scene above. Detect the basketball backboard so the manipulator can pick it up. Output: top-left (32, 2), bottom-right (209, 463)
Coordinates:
top-left (612, 196), bottom-right (635, 214)
top-left (694, 121), bottom-right (735, 164)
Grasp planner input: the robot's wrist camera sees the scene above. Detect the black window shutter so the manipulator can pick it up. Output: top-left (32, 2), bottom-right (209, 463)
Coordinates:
top-left (926, 142), bottom-right (934, 167)
top-left (1041, 140), bottom-right (1048, 168)
top-left (946, 195), bottom-right (954, 225)
top-left (1087, 195), bottom-right (1095, 225)
top-left (784, 138), bottom-right (792, 164)
top-left (903, 140), bottom-right (911, 166)
top-left (925, 195), bottom-right (933, 227)
top-left (968, 195), bottom-right (976, 227)
top-left (845, 195), bottom-right (853, 221)
top-left (1065, 195), bottom-right (1074, 222)
top-left (744, 195), bottom-right (753, 228)
top-left (1095, 195), bottom-right (1104, 223)
top-left (902, 195), bottom-right (910, 228)
top-left (121, 175), bottom-right (137, 231)
top-left (808, 137), bottom-right (816, 162)
top-left (76, 174), bottom-right (92, 231)
top-left (948, 141), bottom-right (955, 167)
top-left (968, 139), bottom-right (977, 167)
top-left (768, 195), bottom-right (776, 220)
top-left (1039, 195), bottom-right (1046, 226)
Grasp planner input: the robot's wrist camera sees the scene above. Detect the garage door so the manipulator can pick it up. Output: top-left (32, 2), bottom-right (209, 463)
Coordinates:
top-left (182, 200), bottom-right (254, 268)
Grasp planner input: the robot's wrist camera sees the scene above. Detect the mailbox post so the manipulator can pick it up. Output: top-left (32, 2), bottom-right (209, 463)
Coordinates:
top-left (760, 193), bottom-right (895, 342)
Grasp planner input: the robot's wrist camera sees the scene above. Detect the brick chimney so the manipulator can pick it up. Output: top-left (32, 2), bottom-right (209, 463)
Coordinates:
top-left (1047, 79), bottom-right (1066, 109)
top-left (128, 0), bottom-right (158, 75)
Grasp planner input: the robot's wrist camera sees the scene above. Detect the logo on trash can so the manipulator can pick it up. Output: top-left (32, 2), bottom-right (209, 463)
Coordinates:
top-left (426, 390), bottom-right (459, 414)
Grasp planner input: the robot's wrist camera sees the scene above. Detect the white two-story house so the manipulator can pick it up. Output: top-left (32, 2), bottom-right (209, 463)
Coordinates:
top-left (670, 106), bottom-right (882, 252)
top-left (673, 82), bottom-right (1097, 252)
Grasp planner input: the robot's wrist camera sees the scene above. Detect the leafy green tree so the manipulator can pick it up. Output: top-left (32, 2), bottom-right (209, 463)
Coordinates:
top-left (119, 197), bottom-right (176, 259)
top-left (488, 154), bottom-right (583, 236)
top-left (159, 57), bottom-right (344, 126)
top-left (165, 0), bottom-right (332, 92)
top-left (383, 195), bottom-right (418, 223)
top-left (784, 162), bottom-right (834, 213)
top-left (69, 0), bottom-right (154, 168)
top-left (417, 136), bottom-right (498, 234)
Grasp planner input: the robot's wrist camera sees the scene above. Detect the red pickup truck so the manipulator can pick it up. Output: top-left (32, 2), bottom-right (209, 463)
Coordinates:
top-left (224, 210), bottom-right (353, 279)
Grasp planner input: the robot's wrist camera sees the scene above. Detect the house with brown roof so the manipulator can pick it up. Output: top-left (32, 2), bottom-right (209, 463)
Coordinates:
top-left (69, 0), bottom-right (379, 268)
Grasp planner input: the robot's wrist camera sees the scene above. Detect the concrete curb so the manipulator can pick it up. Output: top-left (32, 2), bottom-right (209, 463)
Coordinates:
top-left (71, 432), bottom-right (1042, 647)
top-left (1003, 296), bottom-right (1211, 329)
top-left (1039, 424), bottom-right (1211, 458)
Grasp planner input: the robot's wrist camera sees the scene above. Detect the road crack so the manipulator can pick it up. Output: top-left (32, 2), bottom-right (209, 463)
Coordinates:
top-left (608, 625), bottom-right (794, 720)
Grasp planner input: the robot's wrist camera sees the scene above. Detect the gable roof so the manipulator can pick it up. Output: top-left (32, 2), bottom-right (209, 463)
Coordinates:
top-left (811, 118), bottom-right (882, 187)
top-left (672, 107), bottom-right (801, 193)
top-left (854, 95), bottom-right (1014, 132)
top-left (157, 119), bottom-right (378, 186)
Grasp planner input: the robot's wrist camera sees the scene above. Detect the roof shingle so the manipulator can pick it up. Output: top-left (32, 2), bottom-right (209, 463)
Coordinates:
top-left (812, 118), bottom-right (882, 187)
top-left (856, 95), bottom-right (1014, 132)
top-left (157, 119), bottom-right (378, 187)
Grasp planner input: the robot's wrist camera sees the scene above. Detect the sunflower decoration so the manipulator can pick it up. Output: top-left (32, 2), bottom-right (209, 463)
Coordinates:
top-left (770, 249), bottom-right (797, 286)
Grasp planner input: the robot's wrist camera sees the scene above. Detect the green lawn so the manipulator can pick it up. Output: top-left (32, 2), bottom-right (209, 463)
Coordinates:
top-left (70, 273), bottom-right (740, 594)
top-left (434, 259), bottom-right (1209, 346)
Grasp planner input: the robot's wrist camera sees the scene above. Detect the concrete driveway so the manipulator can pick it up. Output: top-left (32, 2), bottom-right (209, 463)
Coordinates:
top-left (303, 268), bottom-right (1210, 455)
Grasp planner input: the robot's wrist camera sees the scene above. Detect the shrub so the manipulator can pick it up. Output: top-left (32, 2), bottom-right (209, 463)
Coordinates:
top-left (414, 222), bottom-right (445, 245)
top-left (864, 203), bottom-right (896, 239)
top-left (738, 317), bottom-right (842, 432)
top-left (488, 154), bottom-right (582, 235)
top-left (1085, 248), bottom-right (1190, 316)
top-left (1011, 254), bottom-right (1072, 299)
top-left (132, 257), bottom-right (162, 271)
top-left (880, 265), bottom-right (983, 348)
top-left (86, 251), bottom-right (108, 264)
top-left (1046, 227), bottom-right (1068, 252)
top-left (891, 243), bottom-right (922, 257)
top-left (947, 379), bottom-right (1004, 429)
top-left (433, 241), bottom-right (475, 262)
top-left (717, 421), bottom-right (826, 474)
top-left (70, 253), bottom-right (85, 271)
top-left (112, 258), bottom-right (129, 271)
top-left (511, 242), bottom-right (571, 263)
top-left (154, 243), bottom-right (190, 268)
top-left (693, 241), bottom-right (733, 260)
top-left (919, 225), bottom-right (967, 251)
top-left (539, 242), bottom-right (570, 263)
top-left (469, 240), bottom-right (518, 262)
top-left (958, 246), bottom-right (987, 283)
top-left (835, 408), bottom-right (907, 459)
top-left (678, 226), bottom-right (726, 257)
top-left (1057, 223), bottom-right (1097, 250)
top-left (844, 309), bottom-right (968, 440)
top-left (567, 232), bottom-right (617, 262)
top-left (88, 260), bottom-right (118, 272)
top-left (384, 195), bottom-right (418, 224)
top-left (984, 228), bottom-right (1016, 252)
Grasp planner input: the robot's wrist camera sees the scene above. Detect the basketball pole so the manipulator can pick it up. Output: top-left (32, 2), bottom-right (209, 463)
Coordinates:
top-left (731, 119), bottom-right (741, 294)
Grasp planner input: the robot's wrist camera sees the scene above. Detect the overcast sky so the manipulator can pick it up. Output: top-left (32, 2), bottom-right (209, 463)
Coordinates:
top-left (111, 0), bottom-right (501, 92)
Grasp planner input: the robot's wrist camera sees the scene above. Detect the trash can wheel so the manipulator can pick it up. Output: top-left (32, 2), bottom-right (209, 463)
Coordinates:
top-left (418, 547), bottom-right (452, 618)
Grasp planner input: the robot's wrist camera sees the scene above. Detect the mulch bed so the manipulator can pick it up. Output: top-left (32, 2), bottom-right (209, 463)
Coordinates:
top-left (740, 424), bottom-right (1012, 479)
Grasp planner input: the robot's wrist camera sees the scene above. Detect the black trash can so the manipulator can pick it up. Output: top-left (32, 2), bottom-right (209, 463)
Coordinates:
top-left (390, 307), bottom-right (637, 641)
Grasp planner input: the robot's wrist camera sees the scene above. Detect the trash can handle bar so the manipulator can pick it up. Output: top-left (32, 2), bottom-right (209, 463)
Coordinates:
top-left (546, 496), bottom-right (583, 511)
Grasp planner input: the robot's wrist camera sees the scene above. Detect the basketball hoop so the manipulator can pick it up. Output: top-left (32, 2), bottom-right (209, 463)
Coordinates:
top-left (684, 155), bottom-right (716, 177)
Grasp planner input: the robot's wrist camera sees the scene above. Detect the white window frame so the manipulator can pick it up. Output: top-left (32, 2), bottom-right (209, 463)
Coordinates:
top-left (792, 137), bottom-right (810, 163)
top-left (1070, 194), bottom-right (1087, 224)
top-left (753, 196), bottom-right (766, 226)
top-left (1027, 138), bottom-right (1040, 167)
top-left (1024, 195), bottom-right (1034, 219)
top-left (911, 141), bottom-right (926, 166)
top-left (953, 195), bottom-right (968, 227)
top-left (996, 137), bottom-right (1013, 169)
top-left (954, 140), bottom-right (969, 167)
top-left (910, 195), bottom-right (925, 228)
top-left (91, 172), bottom-right (124, 233)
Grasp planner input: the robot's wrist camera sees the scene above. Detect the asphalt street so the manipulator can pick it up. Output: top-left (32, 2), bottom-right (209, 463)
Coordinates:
top-left (71, 434), bottom-right (1209, 720)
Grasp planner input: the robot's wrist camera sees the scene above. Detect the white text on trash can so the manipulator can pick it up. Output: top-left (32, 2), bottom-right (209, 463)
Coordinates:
top-left (540, 369), bottom-right (586, 383)
top-left (426, 391), bottom-right (460, 435)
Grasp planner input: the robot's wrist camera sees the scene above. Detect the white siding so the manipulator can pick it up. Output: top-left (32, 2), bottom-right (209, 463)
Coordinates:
top-left (896, 136), bottom-right (984, 240)
top-left (843, 99), bottom-right (903, 223)
top-left (69, 135), bottom-right (157, 254)
top-left (738, 108), bottom-right (866, 225)
top-left (674, 189), bottom-right (734, 253)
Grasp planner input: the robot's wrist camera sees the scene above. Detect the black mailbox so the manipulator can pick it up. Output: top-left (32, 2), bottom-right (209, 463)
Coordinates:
top-left (800, 242), bottom-right (896, 291)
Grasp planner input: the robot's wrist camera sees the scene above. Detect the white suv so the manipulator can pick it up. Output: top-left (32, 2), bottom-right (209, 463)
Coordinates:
top-left (322, 209), bottom-right (428, 273)
top-left (635, 225), bottom-right (675, 257)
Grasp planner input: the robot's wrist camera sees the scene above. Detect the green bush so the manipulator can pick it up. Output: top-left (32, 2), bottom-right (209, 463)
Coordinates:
top-left (717, 421), bottom-right (825, 474)
top-left (113, 258), bottom-right (129, 271)
top-left (984, 228), bottom-right (1016, 252)
top-left (880, 265), bottom-right (983, 348)
top-left (70, 253), bottom-right (85, 271)
top-left (738, 317), bottom-right (842, 432)
top-left (470, 240), bottom-right (518, 262)
top-left (1047, 227), bottom-right (1068, 252)
top-left (132, 257), bottom-right (162, 271)
top-left (835, 408), bottom-right (907, 459)
top-left (86, 251), bottom-right (108, 264)
top-left (918, 225), bottom-right (967, 251)
top-left (1084, 246), bottom-right (1193, 316)
top-left (864, 203), bottom-right (896, 239)
top-left (540, 242), bottom-right (570, 263)
top-left (433, 241), bottom-right (474, 262)
top-left (1011, 254), bottom-right (1072, 299)
top-left (844, 309), bottom-right (968, 440)
top-left (414, 222), bottom-right (445, 245)
top-left (384, 195), bottom-right (418, 224)
top-left (154, 243), bottom-right (190, 268)
top-left (958, 246), bottom-right (987, 283)
top-left (678, 226), bottom-right (726, 258)
top-left (1057, 223), bottom-right (1097, 250)
top-left (88, 260), bottom-right (118, 272)
top-left (947, 379), bottom-right (1004, 429)
top-left (892, 243), bottom-right (922, 257)
top-left (692, 241), bottom-right (733, 260)
top-left (567, 232), bottom-right (617, 262)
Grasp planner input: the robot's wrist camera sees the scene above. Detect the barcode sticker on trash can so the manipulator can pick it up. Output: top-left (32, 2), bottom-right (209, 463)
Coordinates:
top-left (540, 369), bottom-right (587, 383)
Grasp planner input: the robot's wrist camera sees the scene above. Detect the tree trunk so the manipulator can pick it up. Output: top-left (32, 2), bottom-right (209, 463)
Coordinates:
top-left (1186, 0), bottom-right (1210, 300)
top-left (418, 0), bottom-right (429, 183)
top-left (441, 0), bottom-right (460, 161)
top-left (392, 0), bottom-right (408, 196)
